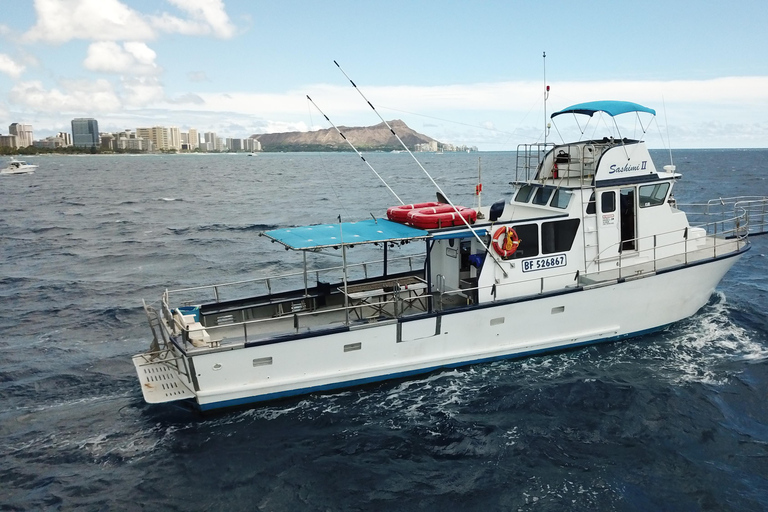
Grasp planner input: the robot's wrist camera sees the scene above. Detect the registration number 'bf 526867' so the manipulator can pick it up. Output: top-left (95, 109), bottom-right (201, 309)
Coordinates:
top-left (522, 254), bottom-right (567, 272)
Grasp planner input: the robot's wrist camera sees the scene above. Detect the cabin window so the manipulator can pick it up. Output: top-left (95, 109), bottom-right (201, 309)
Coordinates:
top-left (509, 223), bottom-right (539, 259)
top-left (541, 219), bottom-right (580, 254)
top-left (514, 185), bottom-right (534, 203)
top-left (550, 189), bottom-right (573, 209)
top-left (532, 187), bottom-right (553, 206)
top-left (601, 191), bottom-right (616, 213)
top-left (586, 192), bottom-right (596, 214)
top-left (638, 183), bottom-right (670, 208)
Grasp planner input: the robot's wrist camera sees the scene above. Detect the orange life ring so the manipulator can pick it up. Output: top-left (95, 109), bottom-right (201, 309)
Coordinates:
top-left (492, 226), bottom-right (520, 259)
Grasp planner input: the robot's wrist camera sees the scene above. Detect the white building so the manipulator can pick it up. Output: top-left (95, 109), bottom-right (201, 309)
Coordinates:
top-left (0, 134), bottom-right (19, 148)
top-left (188, 128), bottom-right (199, 150)
top-left (168, 126), bottom-right (181, 151)
top-left (9, 123), bottom-right (33, 147)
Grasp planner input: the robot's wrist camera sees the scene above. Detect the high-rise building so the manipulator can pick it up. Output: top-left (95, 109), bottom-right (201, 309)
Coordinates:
top-left (228, 138), bottom-right (244, 151)
top-left (168, 126), bottom-right (181, 151)
top-left (71, 118), bottom-right (100, 148)
top-left (245, 137), bottom-right (261, 152)
top-left (0, 135), bottom-right (19, 148)
top-left (188, 128), bottom-right (199, 150)
top-left (9, 123), bottom-right (33, 147)
top-left (136, 126), bottom-right (169, 151)
top-left (57, 132), bottom-right (72, 146)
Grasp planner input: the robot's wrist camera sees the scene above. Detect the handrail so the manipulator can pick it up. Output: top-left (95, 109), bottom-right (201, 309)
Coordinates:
top-left (680, 197), bottom-right (767, 236)
top-left (592, 204), bottom-right (749, 264)
top-left (166, 253), bottom-right (424, 302)
top-left (171, 291), bottom-right (436, 348)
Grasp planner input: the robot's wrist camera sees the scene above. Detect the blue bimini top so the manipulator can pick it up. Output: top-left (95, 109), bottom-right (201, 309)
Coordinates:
top-left (262, 218), bottom-right (430, 251)
top-left (551, 100), bottom-right (656, 118)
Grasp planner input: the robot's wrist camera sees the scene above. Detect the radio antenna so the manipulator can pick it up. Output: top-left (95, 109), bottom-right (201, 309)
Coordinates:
top-left (543, 51), bottom-right (550, 145)
top-left (306, 94), bottom-right (404, 205)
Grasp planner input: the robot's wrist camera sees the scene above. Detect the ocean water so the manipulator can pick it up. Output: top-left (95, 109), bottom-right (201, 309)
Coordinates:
top-left (1, 150), bottom-right (767, 511)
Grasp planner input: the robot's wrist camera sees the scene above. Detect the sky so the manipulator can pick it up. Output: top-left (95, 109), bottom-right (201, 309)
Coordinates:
top-left (0, 0), bottom-right (767, 151)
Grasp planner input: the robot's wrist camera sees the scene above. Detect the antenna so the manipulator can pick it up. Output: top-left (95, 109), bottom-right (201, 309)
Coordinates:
top-left (334, 60), bottom-right (508, 277)
top-left (543, 51), bottom-right (550, 145)
top-left (662, 94), bottom-right (674, 170)
top-left (306, 94), bottom-right (404, 205)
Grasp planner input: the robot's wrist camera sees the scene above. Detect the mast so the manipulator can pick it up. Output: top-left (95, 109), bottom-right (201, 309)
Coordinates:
top-left (543, 51), bottom-right (550, 146)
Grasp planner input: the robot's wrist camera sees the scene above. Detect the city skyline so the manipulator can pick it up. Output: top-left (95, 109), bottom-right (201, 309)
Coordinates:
top-left (1, 1), bottom-right (767, 151)
top-left (1, 118), bottom-right (263, 153)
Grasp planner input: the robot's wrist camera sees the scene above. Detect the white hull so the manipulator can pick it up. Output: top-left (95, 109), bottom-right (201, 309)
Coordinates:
top-left (1, 167), bottom-right (36, 175)
top-left (153, 254), bottom-right (738, 411)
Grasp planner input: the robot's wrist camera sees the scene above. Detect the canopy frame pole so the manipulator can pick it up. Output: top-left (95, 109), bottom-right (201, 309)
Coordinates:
top-left (339, 217), bottom-right (350, 325)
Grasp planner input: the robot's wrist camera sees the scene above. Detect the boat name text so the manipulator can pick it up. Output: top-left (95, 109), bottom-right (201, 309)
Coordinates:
top-left (609, 161), bottom-right (648, 174)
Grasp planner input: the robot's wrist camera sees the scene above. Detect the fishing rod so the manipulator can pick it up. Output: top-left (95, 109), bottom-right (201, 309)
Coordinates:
top-left (333, 60), bottom-right (508, 277)
top-left (306, 94), bottom-right (404, 205)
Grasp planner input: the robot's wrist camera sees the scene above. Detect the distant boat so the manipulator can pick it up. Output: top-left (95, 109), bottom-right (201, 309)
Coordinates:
top-left (1, 158), bottom-right (37, 175)
top-left (247, 152), bottom-right (259, 156)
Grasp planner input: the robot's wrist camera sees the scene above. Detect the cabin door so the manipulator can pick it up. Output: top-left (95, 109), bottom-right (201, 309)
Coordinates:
top-left (619, 187), bottom-right (636, 251)
top-left (596, 190), bottom-right (621, 263)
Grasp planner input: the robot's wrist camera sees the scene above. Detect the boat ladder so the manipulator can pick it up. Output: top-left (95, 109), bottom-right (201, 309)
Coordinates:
top-left (135, 300), bottom-right (195, 404)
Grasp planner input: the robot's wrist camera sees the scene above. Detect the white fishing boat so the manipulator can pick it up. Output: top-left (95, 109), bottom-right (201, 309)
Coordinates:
top-left (1, 158), bottom-right (37, 175)
top-left (133, 100), bottom-right (768, 412)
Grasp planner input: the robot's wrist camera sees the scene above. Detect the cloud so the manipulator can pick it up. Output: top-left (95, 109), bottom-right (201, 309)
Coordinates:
top-left (120, 76), bottom-right (166, 107)
top-left (152, 0), bottom-right (236, 38)
top-left (23, 0), bottom-right (155, 43)
top-left (0, 54), bottom-right (25, 78)
top-left (8, 79), bottom-right (121, 113)
top-left (23, 0), bottom-right (235, 43)
top-left (167, 93), bottom-right (205, 105)
top-left (187, 71), bottom-right (210, 83)
top-left (84, 41), bottom-right (160, 75)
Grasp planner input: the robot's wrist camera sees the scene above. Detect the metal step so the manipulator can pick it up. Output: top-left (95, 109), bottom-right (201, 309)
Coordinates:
top-left (132, 351), bottom-right (195, 404)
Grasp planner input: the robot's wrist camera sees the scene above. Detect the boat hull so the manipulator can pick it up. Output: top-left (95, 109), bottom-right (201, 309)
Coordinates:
top-left (174, 252), bottom-right (741, 411)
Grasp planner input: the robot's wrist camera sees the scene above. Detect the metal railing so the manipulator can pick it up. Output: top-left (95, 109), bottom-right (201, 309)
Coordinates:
top-left (163, 285), bottom-right (436, 351)
top-left (165, 253), bottom-right (424, 305)
top-left (590, 203), bottom-right (751, 277)
top-left (681, 196), bottom-right (768, 237)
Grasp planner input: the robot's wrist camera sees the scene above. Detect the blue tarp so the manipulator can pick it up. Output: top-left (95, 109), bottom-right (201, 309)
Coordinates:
top-left (551, 100), bottom-right (656, 118)
top-left (262, 218), bottom-right (430, 250)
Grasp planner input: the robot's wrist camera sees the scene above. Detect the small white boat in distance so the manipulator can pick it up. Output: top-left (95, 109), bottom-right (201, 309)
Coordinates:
top-left (133, 100), bottom-right (768, 412)
top-left (1, 158), bottom-right (38, 175)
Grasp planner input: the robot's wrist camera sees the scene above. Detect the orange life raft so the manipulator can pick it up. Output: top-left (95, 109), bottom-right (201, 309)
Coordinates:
top-left (386, 202), bottom-right (441, 223)
top-left (405, 204), bottom-right (477, 229)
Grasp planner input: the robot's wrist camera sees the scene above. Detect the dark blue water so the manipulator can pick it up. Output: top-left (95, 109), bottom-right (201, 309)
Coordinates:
top-left (1, 150), bottom-right (766, 511)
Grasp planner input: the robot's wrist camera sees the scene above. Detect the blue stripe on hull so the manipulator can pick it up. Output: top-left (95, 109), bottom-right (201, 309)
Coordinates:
top-left (196, 323), bottom-right (669, 412)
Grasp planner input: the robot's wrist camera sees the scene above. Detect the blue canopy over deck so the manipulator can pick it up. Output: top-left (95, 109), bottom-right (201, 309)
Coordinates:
top-left (262, 218), bottom-right (430, 251)
top-left (551, 100), bottom-right (656, 118)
